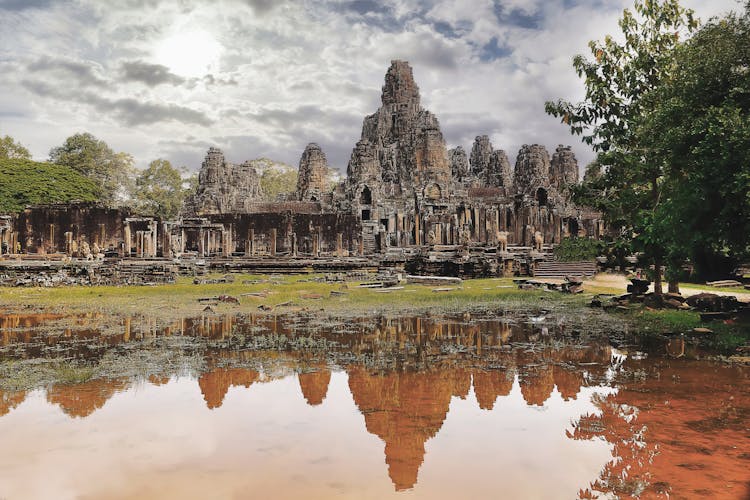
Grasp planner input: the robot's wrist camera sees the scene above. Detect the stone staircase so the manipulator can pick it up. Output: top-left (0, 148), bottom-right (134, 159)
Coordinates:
top-left (533, 260), bottom-right (597, 278)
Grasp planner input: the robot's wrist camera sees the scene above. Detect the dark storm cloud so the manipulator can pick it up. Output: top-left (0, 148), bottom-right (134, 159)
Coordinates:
top-left (344, 0), bottom-right (391, 16)
top-left (239, 0), bottom-right (278, 14)
top-left (493, 2), bottom-right (544, 30)
top-left (0, 0), bottom-right (54, 10)
top-left (202, 74), bottom-right (239, 86)
top-left (432, 20), bottom-right (471, 39)
top-left (23, 80), bottom-right (213, 127)
top-left (332, 0), bottom-right (424, 33)
top-left (479, 37), bottom-right (513, 62)
top-left (120, 60), bottom-right (185, 87)
top-left (98, 97), bottom-right (213, 127)
top-left (27, 57), bottom-right (108, 88)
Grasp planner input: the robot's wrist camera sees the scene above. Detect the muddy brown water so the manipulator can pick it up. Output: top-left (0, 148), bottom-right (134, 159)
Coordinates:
top-left (0, 312), bottom-right (748, 499)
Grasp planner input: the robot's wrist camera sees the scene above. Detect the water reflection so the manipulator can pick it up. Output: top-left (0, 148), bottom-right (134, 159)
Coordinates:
top-left (0, 312), bottom-right (748, 499)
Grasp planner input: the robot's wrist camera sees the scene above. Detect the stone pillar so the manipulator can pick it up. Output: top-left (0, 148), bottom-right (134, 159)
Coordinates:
top-left (336, 233), bottom-right (343, 257)
top-left (48, 224), bottom-right (54, 253)
top-left (198, 228), bottom-right (205, 257)
top-left (248, 229), bottom-right (255, 256)
top-left (180, 229), bottom-right (186, 254)
top-left (292, 233), bottom-right (298, 257)
top-left (151, 221), bottom-right (158, 258)
top-left (124, 222), bottom-right (131, 257)
top-left (136, 232), bottom-right (143, 258)
top-left (270, 228), bottom-right (277, 256)
top-left (358, 236), bottom-right (364, 256)
top-left (473, 207), bottom-right (480, 240)
top-left (415, 217), bottom-right (421, 246)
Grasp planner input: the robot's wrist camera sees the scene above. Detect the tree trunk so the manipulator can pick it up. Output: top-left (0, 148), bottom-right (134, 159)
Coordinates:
top-left (654, 256), bottom-right (663, 296)
top-left (668, 280), bottom-right (680, 294)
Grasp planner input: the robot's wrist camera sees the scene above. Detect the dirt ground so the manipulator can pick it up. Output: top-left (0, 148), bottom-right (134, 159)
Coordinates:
top-left (584, 273), bottom-right (750, 301)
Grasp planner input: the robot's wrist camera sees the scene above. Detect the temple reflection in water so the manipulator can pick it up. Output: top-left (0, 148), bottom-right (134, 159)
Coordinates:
top-left (1, 312), bottom-right (748, 498)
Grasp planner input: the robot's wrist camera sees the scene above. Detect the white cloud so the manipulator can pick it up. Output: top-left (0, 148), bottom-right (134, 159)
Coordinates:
top-left (0, 0), bottom-right (741, 174)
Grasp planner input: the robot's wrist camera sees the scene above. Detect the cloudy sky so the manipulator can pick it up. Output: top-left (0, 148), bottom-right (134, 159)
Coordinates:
top-left (0, 0), bottom-right (741, 174)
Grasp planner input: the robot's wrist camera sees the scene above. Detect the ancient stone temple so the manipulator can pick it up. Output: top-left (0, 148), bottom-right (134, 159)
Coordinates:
top-left (1, 60), bottom-right (604, 277)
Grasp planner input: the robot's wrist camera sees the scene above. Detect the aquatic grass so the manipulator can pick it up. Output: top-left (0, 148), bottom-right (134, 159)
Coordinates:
top-left (55, 365), bottom-right (94, 384)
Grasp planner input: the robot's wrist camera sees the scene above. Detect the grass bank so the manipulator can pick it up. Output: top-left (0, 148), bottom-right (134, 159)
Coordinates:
top-left (0, 274), bottom-right (587, 319)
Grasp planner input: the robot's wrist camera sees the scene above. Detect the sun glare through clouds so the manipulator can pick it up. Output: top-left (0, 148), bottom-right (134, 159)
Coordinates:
top-left (154, 29), bottom-right (222, 77)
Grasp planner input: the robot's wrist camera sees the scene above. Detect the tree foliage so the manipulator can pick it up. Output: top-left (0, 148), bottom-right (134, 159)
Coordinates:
top-left (133, 159), bottom-right (191, 219)
top-left (0, 135), bottom-right (32, 160)
top-left (49, 132), bottom-right (135, 205)
top-left (0, 158), bottom-right (99, 213)
top-left (546, 0), bottom-right (697, 294)
top-left (553, 237), bottom-right (605, 262)
top-left (260, 167), bottom-right (298, 201)
top-left (641, 4), bottom-right (750, 278)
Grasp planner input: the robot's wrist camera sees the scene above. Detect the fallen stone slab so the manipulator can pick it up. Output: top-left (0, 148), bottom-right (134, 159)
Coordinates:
top-left (407, 275), bottom-right (462, 286)
top-left (692, 327), bottom-right (713, 334)
top-left (706, 279), bottom-right (742, 288)
top-left (700, 311), bottom-right (731, 321)
top-left (218, 295), bottom-right (239, 304)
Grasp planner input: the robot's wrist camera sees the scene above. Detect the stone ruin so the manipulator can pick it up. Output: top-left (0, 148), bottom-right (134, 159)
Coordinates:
top-left (1, 60), bottom-right (604, 278)
top-left (296, 143), bottom-right (330, 203)
top-left (182, 147), bottom-right (263, 215)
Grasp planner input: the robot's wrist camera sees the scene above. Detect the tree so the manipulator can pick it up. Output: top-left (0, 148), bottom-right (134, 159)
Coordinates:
top-left (639, 3), bottom-right (750, 279)
top-left (133, 159), bottom-right (191, 219)
top-left (0, 135), bottom-right (32, 160)
top-left (546, 0), bottom-right (697, 295)
top-left (260, 167), bottom-right (298, 201)
top-left (0, 158), bottom-right (99, 213)
top-left (49, 132), bottom-right (135, 205)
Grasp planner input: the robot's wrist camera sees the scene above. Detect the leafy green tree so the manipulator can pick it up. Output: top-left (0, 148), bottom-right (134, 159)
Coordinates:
top-left (640, 3), bottom-right (750, 279)
top-left (546, 0), bottom-right (697, 295)
top-left (133, 159), bottom-right (191, 219)
top-left (0, 135), bottom-right (32, 160)
top-left (0, 158), bottom-right (99, 213)
top-left (260, 167), bottom-right (298, 201)
top-left (49, 132), bottom-right (135, 205)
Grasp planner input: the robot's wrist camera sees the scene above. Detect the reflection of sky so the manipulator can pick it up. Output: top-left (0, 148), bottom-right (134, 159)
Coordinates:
top-left (0, 373), bottom-right (613, 499)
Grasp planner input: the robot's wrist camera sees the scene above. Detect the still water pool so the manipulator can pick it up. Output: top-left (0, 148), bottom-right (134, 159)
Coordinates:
top-left (0, 312), bottom-right (748, 499)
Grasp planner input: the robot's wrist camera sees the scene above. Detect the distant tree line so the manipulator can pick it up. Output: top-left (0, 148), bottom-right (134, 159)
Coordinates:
top-left (0, 131), bottom-right (305, 218)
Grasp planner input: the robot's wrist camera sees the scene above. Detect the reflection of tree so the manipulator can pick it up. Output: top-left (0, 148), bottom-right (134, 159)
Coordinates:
top-left (569, 360), bottom-right (750, 499)
top-left (198, 368), bottom-right (259, 409)
top-left (46, 379), bottom-right (130, 418)
top-left (298, 369), bottom-right (331, 406)
top-left (347, 367), bottom-right (470, 491)
top-left (0, 389), bottom-right (26, 416)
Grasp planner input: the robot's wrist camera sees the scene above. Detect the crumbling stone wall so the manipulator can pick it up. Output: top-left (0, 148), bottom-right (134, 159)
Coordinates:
top-left (13, 203), bottom-right (131, 255)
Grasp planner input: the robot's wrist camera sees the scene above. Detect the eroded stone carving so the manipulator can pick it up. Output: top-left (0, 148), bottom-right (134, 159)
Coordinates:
top-left (296, 143), bottom-right (330, 202)
top-left (183, 147), bottom-right (263, 215)
top-left (449, 146), bottom-right (469, 181)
